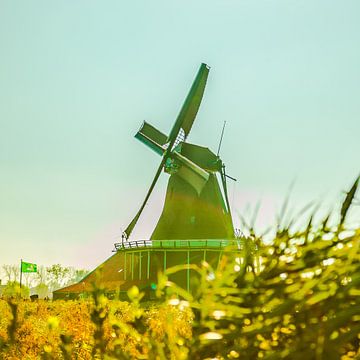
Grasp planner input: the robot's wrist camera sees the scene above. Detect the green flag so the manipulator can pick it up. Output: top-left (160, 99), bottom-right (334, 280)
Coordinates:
top-left (21, 261), bottom-right (37, 273)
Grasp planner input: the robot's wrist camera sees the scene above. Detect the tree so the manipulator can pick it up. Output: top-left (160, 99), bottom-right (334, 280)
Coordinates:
top-left (73, 269), bottom-right (89, 283)
top-left (2, 281), bottom-right (29, 298)
top-left (2, 265), bottom-right (20, 283)
top-left (46, 264), bottom-right (71, 291)
top-left (34, 265), bottom-right (48, 285)
top-left (1, 263), bottom-right (89, 294)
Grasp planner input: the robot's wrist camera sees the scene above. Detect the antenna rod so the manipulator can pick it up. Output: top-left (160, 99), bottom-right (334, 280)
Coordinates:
top-left (217, 121), bottom-right (226, 156)
top-left (225, 173), bottom-right (237, 182)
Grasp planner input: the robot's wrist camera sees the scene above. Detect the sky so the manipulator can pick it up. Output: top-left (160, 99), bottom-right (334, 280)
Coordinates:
top-left (1, 1), bottom-right (360, 272)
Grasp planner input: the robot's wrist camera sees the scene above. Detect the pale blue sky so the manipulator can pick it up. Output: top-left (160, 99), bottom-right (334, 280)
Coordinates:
top-left (1, 1), bottom-right (359, 270)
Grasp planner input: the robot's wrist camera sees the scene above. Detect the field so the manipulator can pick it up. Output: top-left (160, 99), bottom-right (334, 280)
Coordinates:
top-left (1, 178), bottom-right (360, 359)
top-left (0, 298), bottom-right (193, 359)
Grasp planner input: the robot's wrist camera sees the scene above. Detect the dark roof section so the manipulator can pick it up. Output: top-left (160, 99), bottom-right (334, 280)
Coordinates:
top-left (54, 252), bottom-right (148, 294)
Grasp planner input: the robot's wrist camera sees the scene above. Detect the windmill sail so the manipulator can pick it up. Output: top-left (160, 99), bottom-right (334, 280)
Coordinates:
top-left (124, 157), bottom-right (165, 238)
top-left (135, 121), bottom-right (167, 156)
top-left (167, 63), bottom-right (210, 142)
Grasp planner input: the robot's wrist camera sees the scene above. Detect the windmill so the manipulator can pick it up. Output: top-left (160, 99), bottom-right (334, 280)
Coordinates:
top-left (53, 63), bottom-right (240, 300)
top-left (124, 63), bottom-right (235, 241)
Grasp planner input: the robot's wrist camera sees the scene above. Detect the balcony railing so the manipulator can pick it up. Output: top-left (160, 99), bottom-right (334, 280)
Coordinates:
top-left (114, 239), bottom-right (243, 251)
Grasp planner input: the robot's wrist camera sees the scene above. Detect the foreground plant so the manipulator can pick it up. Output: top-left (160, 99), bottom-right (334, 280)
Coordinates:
top-left (0, 177), bottom-right (359, 359)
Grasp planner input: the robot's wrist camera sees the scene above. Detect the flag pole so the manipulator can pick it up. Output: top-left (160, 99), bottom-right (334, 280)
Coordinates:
top-left (20, 259), bottom-right (23, 289)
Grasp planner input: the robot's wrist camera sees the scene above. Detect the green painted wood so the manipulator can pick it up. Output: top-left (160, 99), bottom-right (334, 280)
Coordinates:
top-left (124, 252), bottom-right (127, 280)
top-left (147, 251), bottom-right (150, 279)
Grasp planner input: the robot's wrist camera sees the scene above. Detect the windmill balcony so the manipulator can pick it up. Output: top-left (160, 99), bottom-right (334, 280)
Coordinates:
top-left (114, 238), bottom-right (243, 250)
top-left (112, 238), bottom-right (244, 296)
